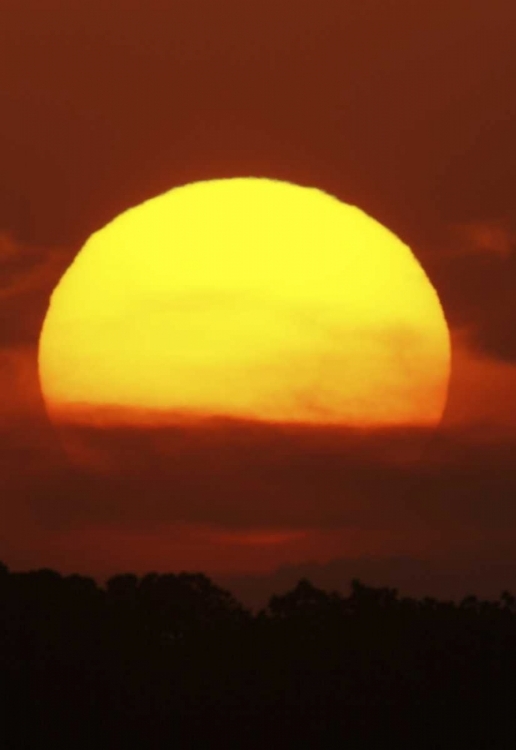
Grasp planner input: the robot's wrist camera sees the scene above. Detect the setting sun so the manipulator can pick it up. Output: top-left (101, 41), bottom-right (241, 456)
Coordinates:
top-left (38, 178), bottom-right (450, 427)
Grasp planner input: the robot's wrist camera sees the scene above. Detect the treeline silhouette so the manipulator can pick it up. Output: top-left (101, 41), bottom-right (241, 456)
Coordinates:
top-left (1, 560), bottom-right (516, 748)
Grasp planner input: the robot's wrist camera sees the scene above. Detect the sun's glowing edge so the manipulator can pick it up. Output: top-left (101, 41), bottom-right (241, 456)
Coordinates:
top-left (38, 177), bottom-right (451, 429)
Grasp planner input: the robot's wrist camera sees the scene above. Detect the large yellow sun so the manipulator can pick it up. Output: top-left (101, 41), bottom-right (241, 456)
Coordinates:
top-left (39, 177), bottom-right (450, 427)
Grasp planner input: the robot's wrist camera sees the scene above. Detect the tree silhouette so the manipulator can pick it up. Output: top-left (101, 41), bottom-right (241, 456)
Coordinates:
top-left (1, 560), bottom-right (516, 748)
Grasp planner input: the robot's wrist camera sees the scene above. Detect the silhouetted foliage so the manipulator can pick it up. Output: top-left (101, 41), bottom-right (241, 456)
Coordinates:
top-left (1, 559), bottom-right (516, 748)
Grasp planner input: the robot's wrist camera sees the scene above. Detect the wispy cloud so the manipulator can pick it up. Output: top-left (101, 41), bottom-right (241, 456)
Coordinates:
top-left (0, 233), bottom-right (69, 299)
top-left (450, 220), bottom-right (516, 259)
top-left (0, 233), bottom-right (71, 349)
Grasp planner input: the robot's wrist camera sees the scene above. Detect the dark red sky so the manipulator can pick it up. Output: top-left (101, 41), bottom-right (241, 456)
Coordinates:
top-left (1, 0), bottom-right (516, 605)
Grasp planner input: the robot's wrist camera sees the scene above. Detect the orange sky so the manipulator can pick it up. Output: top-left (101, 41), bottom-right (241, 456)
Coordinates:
top-left (1, 1), bottom-right (516, 604)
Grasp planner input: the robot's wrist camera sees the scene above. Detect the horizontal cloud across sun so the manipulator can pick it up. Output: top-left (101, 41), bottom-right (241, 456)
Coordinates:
top-left (28, 414), bottom-right (516, 534)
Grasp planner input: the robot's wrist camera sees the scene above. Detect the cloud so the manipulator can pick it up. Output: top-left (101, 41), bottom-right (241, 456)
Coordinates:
top-left (450, 220), bottom-right (516, 259)
top-left (2, 351), bottom-right (516, 582)
top-left (12, 411), bottom-right (515, 542)
top-left (0, 233), bottom-right (19, 262)
top-left (420, 222), bottom-right (516, 364)
top-left (0, 345), bottom-right (44, 418)
top-left (0, 235), bottom-right (71, 356)
top-left (0, 233), bottom-right (69, 299)
top-left (445, 330), bottom-right (516, 431)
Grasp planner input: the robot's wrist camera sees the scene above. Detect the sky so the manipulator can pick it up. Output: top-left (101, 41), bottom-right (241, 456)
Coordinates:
top-left (1, 0), bottom-right (516, 606)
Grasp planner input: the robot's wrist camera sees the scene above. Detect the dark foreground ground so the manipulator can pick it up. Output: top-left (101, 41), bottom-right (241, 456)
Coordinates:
top-left (1, 561), bottom-right (515, 749)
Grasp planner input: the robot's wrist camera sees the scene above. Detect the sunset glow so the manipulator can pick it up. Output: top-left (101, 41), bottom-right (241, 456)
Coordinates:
top-left (38, 178), bottom-right (450, 427)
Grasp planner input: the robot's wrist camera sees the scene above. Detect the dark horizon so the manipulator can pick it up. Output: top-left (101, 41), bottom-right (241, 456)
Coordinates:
top-left (2, 559), bottom-right (516, 747)
top-left (4, 552), bottom-right (516, 614)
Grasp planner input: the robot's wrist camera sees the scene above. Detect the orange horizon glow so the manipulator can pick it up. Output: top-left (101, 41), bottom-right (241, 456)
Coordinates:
top-left (38, 177), bottom-right (450, 428)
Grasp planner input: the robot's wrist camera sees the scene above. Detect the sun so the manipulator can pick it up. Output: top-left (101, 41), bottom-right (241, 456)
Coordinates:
top-left (38, 177), bottom-right (450, 428)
